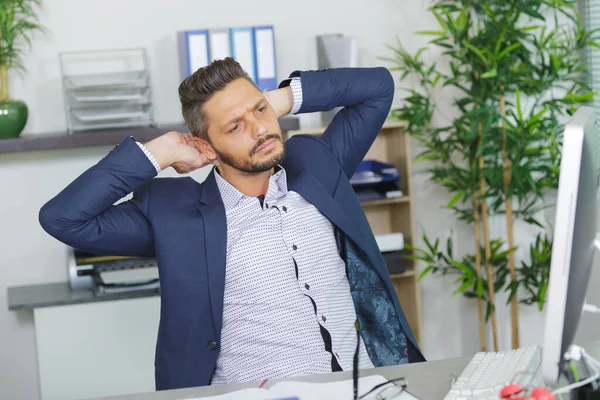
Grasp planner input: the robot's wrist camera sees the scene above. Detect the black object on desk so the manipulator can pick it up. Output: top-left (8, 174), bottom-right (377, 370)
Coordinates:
top-left (572, 384), bottom-right (600, 400)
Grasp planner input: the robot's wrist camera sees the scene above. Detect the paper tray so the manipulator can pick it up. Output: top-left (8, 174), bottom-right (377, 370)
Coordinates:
top-left (68, 87), bottom-right (149, 104)
top-left (64, 71), bottom-right (148, 90)
top-left (71, 104), bottom-right (152, 122)
top-left (350, 159), bottom-right (401, 186)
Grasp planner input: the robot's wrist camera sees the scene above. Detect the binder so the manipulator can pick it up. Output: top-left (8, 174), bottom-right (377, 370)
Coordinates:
top-left (230, 27), bottom-right (257, 83)
top-left (253, 25), bottom-right (277, 91)
top-left (209, 29), bottom-right (231, 62)
top-left (177, 30), bottom-right (210, 80)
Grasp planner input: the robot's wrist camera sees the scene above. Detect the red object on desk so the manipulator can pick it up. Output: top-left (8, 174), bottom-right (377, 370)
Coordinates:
top-left (531, 387), bottom-right (556, 400)
top-left (501, 383), bottom-right (524, 398)
top-left (259, 379), bottom-right (268, 388)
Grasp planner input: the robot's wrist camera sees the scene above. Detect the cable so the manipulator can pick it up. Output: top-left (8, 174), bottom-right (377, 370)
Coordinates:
top-left (553, 347), bottom-right (600, 396)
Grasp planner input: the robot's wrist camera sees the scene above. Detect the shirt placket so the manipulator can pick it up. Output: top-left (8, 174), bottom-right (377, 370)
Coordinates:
top-left (277, 195), bottom-right (342, 372)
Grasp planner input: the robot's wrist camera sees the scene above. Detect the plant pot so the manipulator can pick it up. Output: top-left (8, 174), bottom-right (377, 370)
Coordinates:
top-left (0, 100), bottom-right (28, 138)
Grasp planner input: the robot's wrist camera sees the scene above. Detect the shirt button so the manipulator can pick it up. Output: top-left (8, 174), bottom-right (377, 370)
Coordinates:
top-left (282, 206), bottom-right (288, 212)
top-left (292, 244), bottom-right (298, 251)
top-left (304, 283), bottom-right (310, 290)
top-left (265, 203), bottom-right (269, 208)
top-left (322, 315), bottom-right (327, 322)
top-left (207, 340), bottom-right (218, 351)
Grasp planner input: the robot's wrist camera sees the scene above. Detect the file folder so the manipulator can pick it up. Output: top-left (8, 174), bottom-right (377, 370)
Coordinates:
top-left (350, 160), bottom-right (403, 201)
top-left (177, 30), bottom-right (210, 80)
top-left (230, 27), bottom-right (257, 83)
top-left (209, 29), bottom-right (231, 62)
top-left (253, 25), bottom-right (277, 91)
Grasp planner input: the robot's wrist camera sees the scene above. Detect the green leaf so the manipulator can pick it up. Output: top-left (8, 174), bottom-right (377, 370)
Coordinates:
top-left (446, 191), bottom-right (464, 209)
top-left (456, 7), bottom-right (468, 31)
top-left (480, 68), bottom-right (498, 79)
top-left (462, 41), bottom-right (489, 65)
top-left (539, 281), bottom-right (548, 310)
top-left (431, 9), bottom-right (448, 32)
top-left (416, 30), bottom-right (447, 36)
top-left (453, 279), bottom-right (474, 295)
top-left (497, 43), bottom-right (522, 60)
top-left (524, 217), bottom-right (544, 228)
top-left (418, 265), bottom-right (435, 281)
top-left (414, 152), bottom-right (440, 162)
top-left (516, 87), bottom-right (523, 121)
top-left (477, 279), bottom-right (484, 297)
top-left (523, 8), bottom-right (546, 20)
top-left (588, 41), bottom-right (600, 49)
top-left (414, 47), bottom-right (427, 60)
top-left (551, 54), bottom-right (560, 71)
top-left (451, 260), bottom-right (473, 275)
top-left (520, 25), bottom-right (542, 32)
top-left (528, 106), bottom-right (549, 127)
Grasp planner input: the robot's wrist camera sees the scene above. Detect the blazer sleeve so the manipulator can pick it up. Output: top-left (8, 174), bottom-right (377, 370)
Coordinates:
top-left (38, 137), bottom-right (157, 258)
top-left (282, 67), bottom-right (395, 178)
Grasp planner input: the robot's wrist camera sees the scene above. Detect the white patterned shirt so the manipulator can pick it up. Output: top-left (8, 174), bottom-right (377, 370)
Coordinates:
top-left (210, 166), bottom-right (374, 384)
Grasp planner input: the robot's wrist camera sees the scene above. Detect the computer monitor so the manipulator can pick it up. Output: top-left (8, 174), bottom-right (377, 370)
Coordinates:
top-left (542, 106), bottom-right (600, 386)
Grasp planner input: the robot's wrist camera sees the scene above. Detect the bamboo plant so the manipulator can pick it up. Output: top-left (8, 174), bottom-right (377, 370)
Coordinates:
top-left (0, 0), bottom-right (44, 102)
top-left (385, 0), bottom-right (597, 351)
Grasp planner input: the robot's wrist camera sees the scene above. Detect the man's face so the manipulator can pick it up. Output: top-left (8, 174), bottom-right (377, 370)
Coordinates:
top-left (202, 78), bottom-right (284, 173)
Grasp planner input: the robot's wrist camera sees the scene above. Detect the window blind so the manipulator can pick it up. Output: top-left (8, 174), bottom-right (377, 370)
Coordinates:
top-left (583, 0), bottom-right (600, 124)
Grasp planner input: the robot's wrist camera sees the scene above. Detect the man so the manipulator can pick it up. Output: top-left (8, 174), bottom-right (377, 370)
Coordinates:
top-left (39, 58), bottom-right (425, 391)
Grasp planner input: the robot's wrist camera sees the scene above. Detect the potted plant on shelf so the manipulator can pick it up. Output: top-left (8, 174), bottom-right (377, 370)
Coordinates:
top-left (385, 0), bottom-right (597, 351)
top-left (0, 0), bottom-right (44, 138)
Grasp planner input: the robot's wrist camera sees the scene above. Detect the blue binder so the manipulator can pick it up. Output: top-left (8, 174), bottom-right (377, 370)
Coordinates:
top-left (177, 30), bottom-right (210, 80)
top-left (253, 25), bottom-right (278, 91)
top-left (230, 26), bottom-right (257, 84)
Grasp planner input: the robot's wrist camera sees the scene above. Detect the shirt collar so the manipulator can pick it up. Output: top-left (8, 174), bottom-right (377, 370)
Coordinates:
top-left (214, 165), bottom-right (288, 211)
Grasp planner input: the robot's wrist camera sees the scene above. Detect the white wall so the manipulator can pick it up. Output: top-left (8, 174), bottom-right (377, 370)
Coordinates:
top-left (2, 1), bottom-right (598, 399)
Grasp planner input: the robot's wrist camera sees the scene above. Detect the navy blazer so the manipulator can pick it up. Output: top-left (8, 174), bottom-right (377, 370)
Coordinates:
top-left (39, 67), bottom-right (425, 391)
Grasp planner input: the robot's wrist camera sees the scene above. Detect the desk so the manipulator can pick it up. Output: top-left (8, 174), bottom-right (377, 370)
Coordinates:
top-left (7, 283), bottom-right (161, 400)
top-left (93, 341), bottom-right (600, 400)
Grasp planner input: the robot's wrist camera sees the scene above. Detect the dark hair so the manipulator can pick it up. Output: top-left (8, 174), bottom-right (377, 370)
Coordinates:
top-left (178, 57), bottom-right (255, 140)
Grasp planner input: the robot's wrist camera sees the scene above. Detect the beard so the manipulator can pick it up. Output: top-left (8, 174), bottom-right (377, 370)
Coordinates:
top-left (213, 134), bottom-right (285, 173)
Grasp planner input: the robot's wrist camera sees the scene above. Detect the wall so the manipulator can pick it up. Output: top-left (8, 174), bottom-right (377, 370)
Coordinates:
top-left (1, 0), bottom-right (598, 399)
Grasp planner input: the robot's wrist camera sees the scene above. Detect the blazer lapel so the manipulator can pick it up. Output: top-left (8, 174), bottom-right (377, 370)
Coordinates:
top-left (197, 169), bottom-right (227, 333)
top-left (289, 172), bottom-right (368, 252)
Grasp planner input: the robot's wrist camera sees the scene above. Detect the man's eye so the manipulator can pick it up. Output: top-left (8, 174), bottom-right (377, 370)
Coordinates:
top-left (258, 106), bottom-right (266, 113)
top-left (230, 124), bottom-right (240, 133)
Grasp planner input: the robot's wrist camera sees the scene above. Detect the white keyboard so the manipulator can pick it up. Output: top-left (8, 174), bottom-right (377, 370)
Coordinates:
top-left (443, 346), bottom-right (542, 400)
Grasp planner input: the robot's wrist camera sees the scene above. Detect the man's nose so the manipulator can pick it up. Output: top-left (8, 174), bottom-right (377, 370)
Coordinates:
top-left (251, 118), bottom-right (268, 139)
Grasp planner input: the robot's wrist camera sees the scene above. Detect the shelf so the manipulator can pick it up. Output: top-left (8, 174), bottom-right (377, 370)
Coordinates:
top-left (360, 196), bottom-right (410, 207)
top-left (389, 269), bottom-right (415, 279)
top-left (287, 119), bottom-right (407, 137)
top-left (0, 116), bottom-right (299, 155)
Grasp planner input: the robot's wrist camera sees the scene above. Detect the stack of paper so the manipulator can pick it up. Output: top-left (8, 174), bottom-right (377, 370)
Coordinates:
top-left (184, 375), bottom-right (420, 400)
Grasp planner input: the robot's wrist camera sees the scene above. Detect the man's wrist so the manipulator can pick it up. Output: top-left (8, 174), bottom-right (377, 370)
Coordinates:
top-left (265, 86), bottom-right (294, 117)
top-left (135, 141), bottom-right (162, 173)
top-left (279, 77), bottom-right (303, 114)
top-left (142, 136), bottom-right (174, 171)
top-left (289, 78), bottom-right (302, 114)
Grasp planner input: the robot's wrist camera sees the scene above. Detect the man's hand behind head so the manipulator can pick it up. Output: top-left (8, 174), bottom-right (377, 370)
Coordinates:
top-left (145, 131), bottom-right (215, 174)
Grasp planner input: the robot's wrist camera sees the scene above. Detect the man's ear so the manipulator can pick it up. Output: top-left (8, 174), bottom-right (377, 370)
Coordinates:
top-left (193, 137), bottom-right (220, 166)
